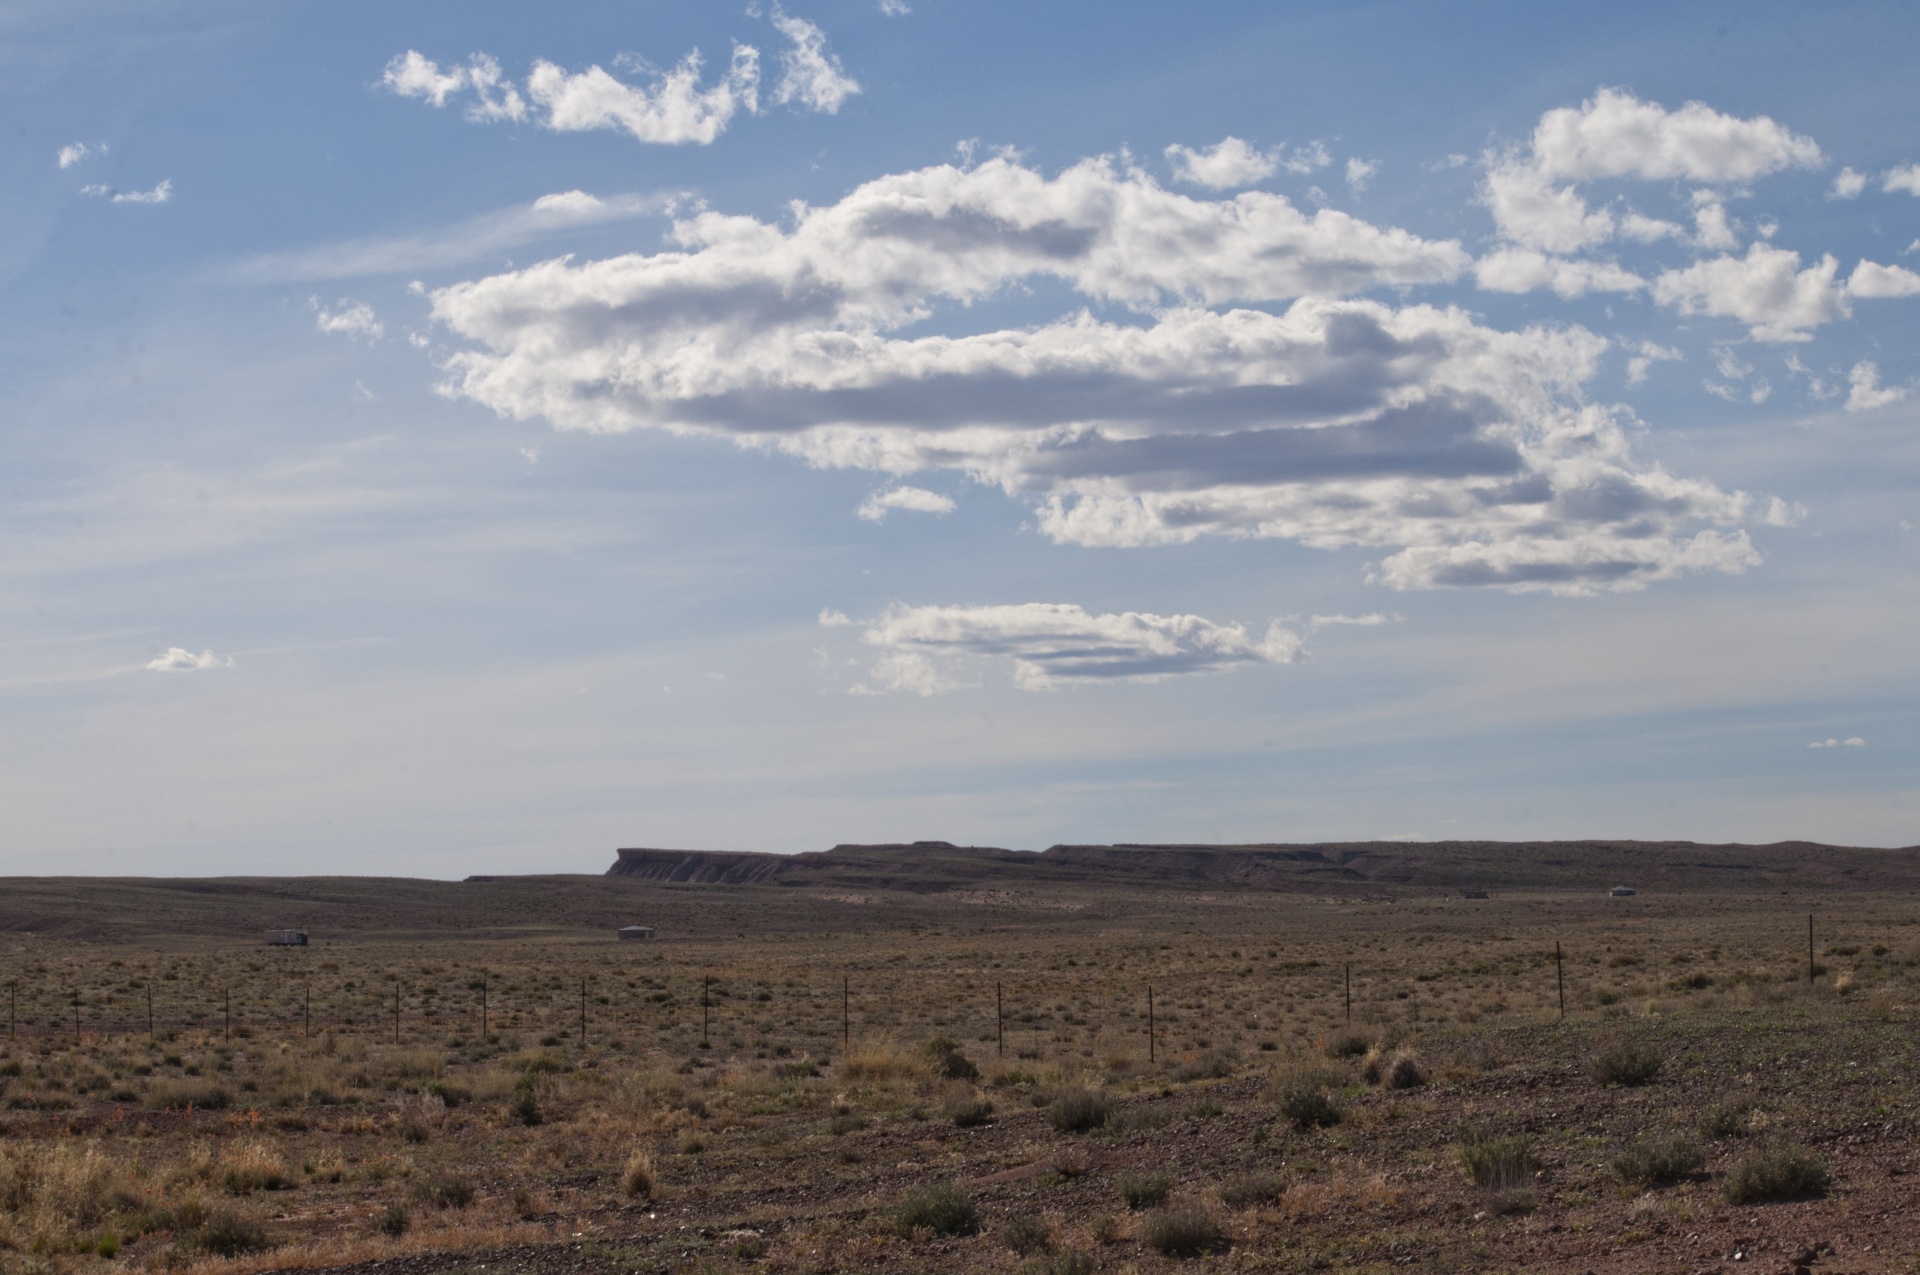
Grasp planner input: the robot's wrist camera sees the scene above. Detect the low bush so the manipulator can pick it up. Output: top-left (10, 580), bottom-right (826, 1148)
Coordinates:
top-left (146, 1079), bottom-right (230, 1111)
top-left (621, 1150), bottom-right (655, 1199)
top-left (418, 1173), bottom-right (475, 1209)
top-left (1047, 1087), bottom-right (1112, 1134)
top-left (1611, 1136), bottom-right (1705, 1187)
top-left (924, 1037), bottom-right (981, 1081)
top-left (1722, 1145), bottom-right (1830, 1204)
top-left (1698, 1101), bottom-right (1751, 1139)
top-left (1325, 1031), bottom-right (1371, 1059)
top-left (194, 1208), bottom-right (272, 1256)
top-left (1140, 1206), bottom-right (1227, 1258)
top-left (1218, 1172), bottom-right (1288, 1208)
top-left (999, 1212), bottom-right (1051, 1254)
top-left (1459, 1124), bottom-right (1536, 1191)
top-left (945, 1095), bottom-right (994, 1128)
top-left (887, 1181), bottom-right (977, 1238)
top-left (1116, 1172), bottom-right (1172, 1210)
top-left (374, 1203), bottom-right (410, 1238)
top-left (1274, 1079), bottom-right (1341, 1130)
top-left (1385, 1052), bottom-right (1427, 1090)
top-left (1016, 1253), bottom-right (1094, 1275)
top-left (1588, 1041), bottom-right (1663, 1087)
top-left (1172, 1049), bottom-right (1237, 1082)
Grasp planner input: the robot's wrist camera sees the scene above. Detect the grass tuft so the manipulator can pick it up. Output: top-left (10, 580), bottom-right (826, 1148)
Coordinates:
top-left (1722, 1145), bottom-right (1830, 1204)
top-left (1139, 1205), bottom-right (1227, 1258)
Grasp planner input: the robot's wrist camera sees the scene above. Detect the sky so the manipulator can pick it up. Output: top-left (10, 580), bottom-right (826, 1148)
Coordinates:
top-left (3, 0), bottom-right (1918, 876)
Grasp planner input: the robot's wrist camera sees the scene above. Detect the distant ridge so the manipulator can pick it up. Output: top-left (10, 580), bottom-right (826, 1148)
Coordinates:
top-left (608, 839), bottom-right (1920, 894)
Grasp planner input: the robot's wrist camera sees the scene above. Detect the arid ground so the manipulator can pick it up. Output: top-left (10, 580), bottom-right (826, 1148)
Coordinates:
top-left (1, 842), bottom-right (1917, 1275)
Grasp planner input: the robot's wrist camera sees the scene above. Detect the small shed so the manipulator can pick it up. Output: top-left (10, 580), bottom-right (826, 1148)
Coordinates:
top-left (1609, 885), bottom-right (1637, 897)
top-left (265, 929), bottom-right (308, 946)
top-left (618, 925), bottom-right (656, 942)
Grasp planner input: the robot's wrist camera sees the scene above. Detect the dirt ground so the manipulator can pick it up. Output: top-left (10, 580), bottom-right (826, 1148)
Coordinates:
top-left (1, 873), bottom-right (1917, 1275)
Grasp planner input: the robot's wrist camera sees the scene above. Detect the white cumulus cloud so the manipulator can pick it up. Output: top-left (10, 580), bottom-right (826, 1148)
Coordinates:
top-left (57, 141), bottom-right (104, 168)
top-left (83, 179), bottom-right (172, 205)
top-left (427, 150), bottom-right (1764, 595)
top-left (1483, 88), bottom-right (1821, 253)
top-left (1830, 167), bottom-right (1868, 199)
top-left (1884, 164), bottom-right (1920, 196)
top-left (1652, 244), bottom-right (1849, 342)
top-left (382, 51), bottom-right (528, 121)
top-left (771, 8), bottom-right (860, 113)
top-left (1846, 259), bottom-right (1920, 299)
top-left (1473, 248), bottom-right (1644, 298)
top-left (1166, 137), bottom-right (1277, 188)
top-left (148, 648), bottom-right (234, 671)
top-left (854, 602), bottom-right (1302, 692)
top-left (1345, 157), bottom-right (1377, 192)
top-left (311, 297), bottom-right (384, 341)
top-left (1807, 736), bottom-right (1867, 748)
top-left (857, 486), bottom-right (956, 521)
top-left (527, 46), bottom-right (759, 144)
top-left (1846, 361), bottom-right (1906, 411)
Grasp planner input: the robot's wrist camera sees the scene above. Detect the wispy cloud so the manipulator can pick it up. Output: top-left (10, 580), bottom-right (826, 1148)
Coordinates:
top-left (81, 178), bottom-right (172, 204)
top-left (857, 486), bottom-right (954, 521)
top-left (310, 297), bottom-right (383, 341)
top-left (229, 190), bottom-right (670, 282)
top-left (771, 8), bottom-right (861, 113)
top-left (1807, 736), bottom-right (1866, 748)
top-left (147, 647), bottom-right (234, 671)
top-left (850, 602), bottom-right (1302, 693)
top-left (57, 141), bottom-right (104, 168)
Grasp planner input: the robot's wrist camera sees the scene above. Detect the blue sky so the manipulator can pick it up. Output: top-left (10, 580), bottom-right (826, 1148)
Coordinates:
top-left (3, 0), bottom-right (1917, 875)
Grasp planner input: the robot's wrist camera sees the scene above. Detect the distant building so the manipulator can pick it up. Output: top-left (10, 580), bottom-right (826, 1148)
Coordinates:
top-left (618, 925), bottom-right (656, 941)
top-left (1609, 885), bottom-right (1637, 897)
top-left (1461, 890), bottom-right (1489, 900)
top-left (265, 929), bottom-right (308, 946)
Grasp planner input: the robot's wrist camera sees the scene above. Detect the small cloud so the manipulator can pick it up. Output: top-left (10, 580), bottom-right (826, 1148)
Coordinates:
top-left (857, 485), bottom-right (956, 521)
top-left (1885, 163), bottom-right (1920, 196)
top-left (878, 0), bottom-right (909, 13)
top-left (352, 380), bottom-right (375, 401)
top-left (1830, 167), bottom-right (1868, 199)
top-left (1762, 496), bottom-right (1804, 527)
top-left (1344, 157), bottom-right (1376, 192)
top-left (818, 607), bottom-right (852, 627)
top-left (771, 7), bottom-right (861, 112)
top-left (310, 297), bottom-right (384, 341)
top-left (1807, 736), bottom-right (1867, 749)
top-left (1307, 612), bottom-right (1393, 630)
top-left (81, 178), bottom-right (171, 204)
top-left (148, 647), bottom-right (233, 672)
top-left (1626, 340), bottom-right (1682, 386)
top-left (1846, 360), bottom-right (1907, 412)
top-left (57, 141), bottom-right (104, 169)
top-left (1279, 140), bottom-right (1331, 174)
top-left (1165, 136), bottom-right (1277, 189)
top-left (520, 446), bottom-right (540, 464)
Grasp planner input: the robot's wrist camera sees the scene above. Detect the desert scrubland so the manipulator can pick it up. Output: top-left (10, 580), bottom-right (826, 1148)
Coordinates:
top-left (0, 850), bottom-right (1916, 1275)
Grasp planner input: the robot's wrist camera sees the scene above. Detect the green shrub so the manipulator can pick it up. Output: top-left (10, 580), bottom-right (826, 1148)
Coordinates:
top-left (1698, 1101), bottom-right (1751, 1139)
top-left (1589, 1041), bottom-right (1663, 1086)
top-left (1047, 1087), bottom-right (1112, 1134)
top-left (1116, 1172), bottom-right (1172, 1210)
top-left (1274, 1080), bottom-right (1341, 1130)
top-left (924, 1038), bottom-right (980, 1081)
top-left (375, 1203), bottom-right (410, 1238)
top-left (509, 1081), bottom-right (542, 1126)
top-left (1385, 1052), bottom-right (1426, 1089)
top-left (1722, 1145), bottom-right (1830, 1204)
top-left (887, 1182), bottom-right (977, 1238)
top-left (1611, 1136), bottom-right (1704, 1187)
top-left (146, 1079), bottom-right (230, 1111)
top-left (425, 1080), bottom-right (470, 1108)
top-left (999, 1213), bottom-right (1050, 1254)
top-left (1016, 1253), bottom-right (1094, 1275)
top-left (1459, 1124), bottom-right (1536, 1190)
top-left (945, 1095), bottom-right (994, 1128)
top-left (418, 1173), bottom-right (475, 1209)
top-left (1218, 1172), bottom-right (1288, 1207)
top-left (194, 1209), bottom-right (271, 1256)
top-left (1172, 1050), bottom-right (1236, 1082)
top-left (1139, 1206), bottom-right (1226, 1258)
top-left (1325, 1031), bottom-right (1371, 1059)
